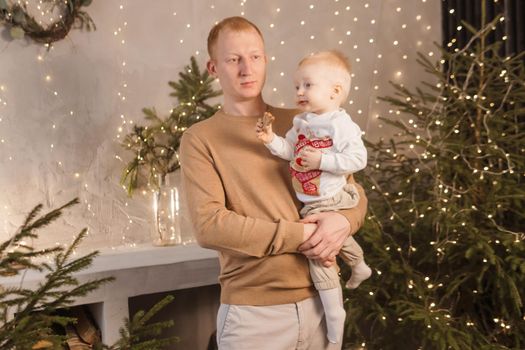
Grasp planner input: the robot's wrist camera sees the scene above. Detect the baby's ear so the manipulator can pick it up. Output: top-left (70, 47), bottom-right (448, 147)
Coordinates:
top-left (331, 84), bottom-right (343, 100)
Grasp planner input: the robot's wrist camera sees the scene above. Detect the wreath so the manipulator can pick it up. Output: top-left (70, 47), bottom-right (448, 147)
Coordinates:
top-left (0, 0), bottom-right (94, 45)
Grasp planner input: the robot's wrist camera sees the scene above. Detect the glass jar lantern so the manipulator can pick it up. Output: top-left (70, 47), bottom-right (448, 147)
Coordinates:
top-left (152, 175), bottom-right (182, 246)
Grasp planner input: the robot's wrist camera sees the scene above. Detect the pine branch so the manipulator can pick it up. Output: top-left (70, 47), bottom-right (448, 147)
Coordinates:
top-left (0, 199), bottom-right (113, 350)
top-left (120, 56), bottom-right (221, 195)
top-left (102, 295), bottom-right (179, 350)
top-left (1, 199), bottom-right (181, 348)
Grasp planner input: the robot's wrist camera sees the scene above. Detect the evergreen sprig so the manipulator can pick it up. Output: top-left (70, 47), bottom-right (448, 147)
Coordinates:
top-left (100, 295), bottom-right (179, 350)
top-left (120, 56), bottom-right (222, 196)
top-left (343, 10), bottom-right (525, 350)
top-left (0, 198), bottom-right (113, 349)
top-left (0, 199), bottom-right (179, 349)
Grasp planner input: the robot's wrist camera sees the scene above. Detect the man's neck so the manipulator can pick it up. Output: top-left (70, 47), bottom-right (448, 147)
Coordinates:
top-left (222, 97), bottom-right (267, 117)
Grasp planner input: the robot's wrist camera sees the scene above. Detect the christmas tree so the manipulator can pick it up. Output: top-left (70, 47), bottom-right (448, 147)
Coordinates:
top-left (0, 199), bottom-right (178, 349)
top-left (120, 56), bottom-right (222, 195)
top-left (342, 11), bottom-right (524, 350)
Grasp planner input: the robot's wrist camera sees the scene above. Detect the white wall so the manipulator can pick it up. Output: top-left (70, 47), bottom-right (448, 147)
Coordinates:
top-left (0, 0), bottom-right (441, 252)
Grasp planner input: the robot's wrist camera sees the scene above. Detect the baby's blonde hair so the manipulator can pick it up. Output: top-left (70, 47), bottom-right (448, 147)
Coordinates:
top-left (299, 50), bottom-right (352, 100)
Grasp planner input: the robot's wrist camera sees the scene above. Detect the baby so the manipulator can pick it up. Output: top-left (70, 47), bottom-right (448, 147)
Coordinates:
top-left (256, 50), bottom-right (372, 344)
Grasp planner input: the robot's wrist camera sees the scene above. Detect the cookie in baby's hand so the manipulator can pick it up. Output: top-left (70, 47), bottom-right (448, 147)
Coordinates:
top-left (261, 112), bottom-right (275, 131)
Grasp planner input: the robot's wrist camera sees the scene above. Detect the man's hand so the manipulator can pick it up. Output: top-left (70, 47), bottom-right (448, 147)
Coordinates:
top-left (303, 223), bottom-right (317, 241)
top-left (299, 146), bottom-right (322, 170)
top-left (298, 212), bottom-right (351, 267)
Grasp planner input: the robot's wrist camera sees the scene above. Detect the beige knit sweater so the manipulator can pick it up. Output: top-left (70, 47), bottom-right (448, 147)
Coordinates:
top-left (179, 105), bottom-right (367, 305)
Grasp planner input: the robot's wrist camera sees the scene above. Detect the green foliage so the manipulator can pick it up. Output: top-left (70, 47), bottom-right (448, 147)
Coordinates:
top-left (342, 14), bottom-right (525, 350)
top-left (120, 56), bottom-right (222, 196)
top-left (99, 295), bottom-right (179, 350)
top-left (0, 199), bottom-right (114, 349)
top-left (0, 199), bottom-right (179, 349)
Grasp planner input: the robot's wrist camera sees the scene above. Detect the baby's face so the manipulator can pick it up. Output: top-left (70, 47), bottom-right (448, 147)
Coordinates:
top-left (293, 63), bottom-right (341, 115)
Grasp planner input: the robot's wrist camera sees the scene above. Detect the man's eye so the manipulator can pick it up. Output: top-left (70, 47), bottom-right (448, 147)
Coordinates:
top-left (253, 55), bottom-right (260, 60)
top-left (228, 58), bottom-right (238, 63)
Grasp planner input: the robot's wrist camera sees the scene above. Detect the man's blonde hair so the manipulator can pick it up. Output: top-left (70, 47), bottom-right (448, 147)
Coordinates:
top-left (207, 16), bottom-right (264, 59)
top-left (299, 50), bottom-right (352, 99)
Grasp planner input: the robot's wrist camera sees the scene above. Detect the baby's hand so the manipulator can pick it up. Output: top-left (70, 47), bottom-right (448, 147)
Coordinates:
top-left (299, 147), bottom-right (322, 170)
top-left (255, 112), bottom-right (275, 144)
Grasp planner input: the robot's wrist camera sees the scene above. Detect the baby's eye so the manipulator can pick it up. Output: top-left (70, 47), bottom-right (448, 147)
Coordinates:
top-left (304, 83), bottom-right (312, 88)
top-left (295, 85), bottom-right (300, 90)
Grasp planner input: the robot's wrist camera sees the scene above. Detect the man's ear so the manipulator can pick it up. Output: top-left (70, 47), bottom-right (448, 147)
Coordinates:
top-left (207, 60), bottom-right (217, 77)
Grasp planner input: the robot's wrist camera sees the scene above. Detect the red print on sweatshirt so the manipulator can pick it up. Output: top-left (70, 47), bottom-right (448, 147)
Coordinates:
top-left (290, 134), bottom-right (333, 196)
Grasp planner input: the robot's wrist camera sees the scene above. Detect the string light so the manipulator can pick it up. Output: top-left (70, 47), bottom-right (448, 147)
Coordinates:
top-left (1, 0), bottom-right (442, 251)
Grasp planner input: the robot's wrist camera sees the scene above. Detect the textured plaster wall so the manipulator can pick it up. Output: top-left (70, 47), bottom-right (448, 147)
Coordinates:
top-left (0, 0), bottom-right (441, 252)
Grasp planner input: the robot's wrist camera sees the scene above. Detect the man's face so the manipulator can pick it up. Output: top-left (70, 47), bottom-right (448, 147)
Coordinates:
top-left (207, 28), bottom-right (267, 103)
top-left (293, 63), bottom-right (341, 115)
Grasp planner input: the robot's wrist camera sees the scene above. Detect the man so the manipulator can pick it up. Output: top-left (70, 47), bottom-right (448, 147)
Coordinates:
top-left (179, 16), bottom-right (367, 350)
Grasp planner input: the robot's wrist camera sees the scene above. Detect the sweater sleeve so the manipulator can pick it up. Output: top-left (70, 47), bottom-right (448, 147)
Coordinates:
top-left (180, 130), bottom-right (304, 258)
top-left (337, 174), bottom-right (368, 235)
top-left (319, 116), bottom-right (367, 175)
top-left (265, 126), bottom-right (297, 161)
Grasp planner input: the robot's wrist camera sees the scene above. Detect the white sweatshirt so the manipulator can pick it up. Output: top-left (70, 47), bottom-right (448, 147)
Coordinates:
top-left (266, 109), bottom-right (367, 203)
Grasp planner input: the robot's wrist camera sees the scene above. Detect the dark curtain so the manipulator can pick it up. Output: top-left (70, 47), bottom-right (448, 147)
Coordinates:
top-left (442, 0), bottom-right (524, 58)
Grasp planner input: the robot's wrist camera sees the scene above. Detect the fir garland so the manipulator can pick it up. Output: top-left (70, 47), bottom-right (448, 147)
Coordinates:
top-left (0, 0), bottom-right (95, 45)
